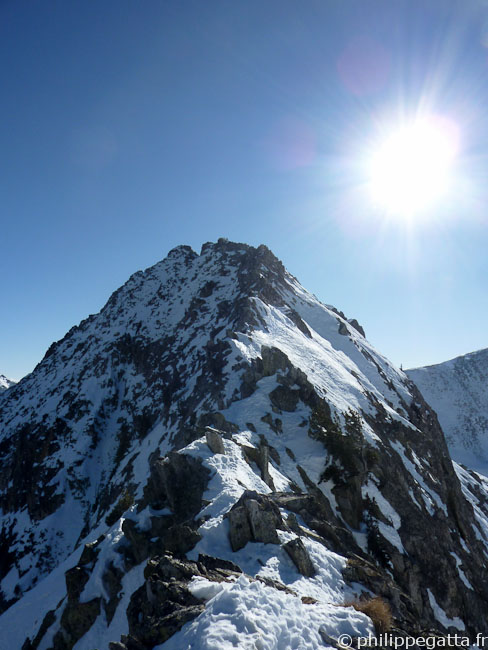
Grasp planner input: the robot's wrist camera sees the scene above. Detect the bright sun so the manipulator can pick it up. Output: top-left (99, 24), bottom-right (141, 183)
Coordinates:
top-left (368, 116), bottom-right (460, 218)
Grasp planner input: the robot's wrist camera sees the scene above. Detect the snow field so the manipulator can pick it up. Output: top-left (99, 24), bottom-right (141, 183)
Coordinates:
top-left (157, 574), bottom-right (373, 650)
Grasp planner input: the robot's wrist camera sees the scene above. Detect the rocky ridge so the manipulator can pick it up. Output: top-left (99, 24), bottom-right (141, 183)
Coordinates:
top-left (0, 240), bottom-right (487, 649)
top-left (0, 375), bottom-right (15, 392)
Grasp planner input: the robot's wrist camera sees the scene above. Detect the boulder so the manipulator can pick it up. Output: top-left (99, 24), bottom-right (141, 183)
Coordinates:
top-left (247, 499), bottom-right (280, 545)
top-left (283, 538), bottom-right (315, 577)
top-left (205, 428), bottom-right (225, 454)
top-left (227, 491), bottom-right (283, 551)
top-left (228, 504), bottom-right (253, 552)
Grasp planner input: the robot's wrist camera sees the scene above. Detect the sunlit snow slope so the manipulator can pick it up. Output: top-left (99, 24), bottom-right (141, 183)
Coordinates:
top-left (407, 349), bottom-right (488, 474)
top-left (0, 375), bottom-right (15, 392)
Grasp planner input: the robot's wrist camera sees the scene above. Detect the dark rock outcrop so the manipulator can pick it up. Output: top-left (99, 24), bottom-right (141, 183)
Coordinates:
top-left (283, 538), bottom-right (315, 577)
top-left (227, 491), bottom-right (285, 551)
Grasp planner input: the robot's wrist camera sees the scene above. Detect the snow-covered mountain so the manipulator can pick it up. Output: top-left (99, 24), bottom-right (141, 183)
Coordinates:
top-left (0, 375), bottom-right (15, 392)
top-left (1, 240), bottom-right (488, 649)
top-left (407, 349), bottom-right (488, 475)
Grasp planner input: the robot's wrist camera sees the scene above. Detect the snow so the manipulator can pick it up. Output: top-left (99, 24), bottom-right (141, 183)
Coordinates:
top-left (0, 374), bottom-right (15, 391)
top-left (390, 441), bottom-right (447, 516)
top-left (239, 296), bottom-right (412, 429)
top-left (188, 576), bottom-right (232, 601)
top-left (362, 480), bottom-right (405, 554)
top-left (281, 276), bottom-right (412, 412)
top-left (407, 349), bottom-right (488, 475)
top-left (221, 390), bottom-right (330, 493)
top-left (0, 549), bottom-right (72, 650)
top-left (449, 552), bottom-right (473, 590)
top-left (78, 525), bottom-right (126, 603)
top-left (427, 589), bottom-right (465, 631)
top-left (453, 462), bottom-right (488, 545)
top-left (184, 436), bottom-right (273, 522)
top-left (1, 566), bottom-right (19, 600)
top-left (176, 428), bottom-right (381, 648)
top-left (156, 574), bottom-right (373, 650)
top-left (175, 427), bottom-right (381, 650)
top-left (73, 563), bottom-right (146, 650)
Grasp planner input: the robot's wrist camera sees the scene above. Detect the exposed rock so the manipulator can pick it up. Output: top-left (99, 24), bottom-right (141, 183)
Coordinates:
top-left (256, 575), bottom-right (296, 594)
top-left (117, 635), bottom-right (147, 650)
top-left (338, 321), bottom-right (349, 336)
top-left (283, 538), bottom-right (315, 577)
top-left (240, 438), bottom-right (275, 489)
top-left (145, 452), bottom-right (211, 519)
top-left (343, 555), bottom-right (418, 625)
top-left (269, 385), bottom-right (300, 412)
top-left (125, 553), bottom-right (244, 648)
top-left (205, 427), bottom-right (225, 454)
top-left (348, 318), bottom-right (365, 337)
top-left (247, 498), bottom-right (281, 544)
top-left (196, 411), bottom-right (239, 436)
top-left (273, 490), bottom-right (358, 556)
top-left (261, 412), bottom-right (283, 433)
top-left (65, 566), bottom-right (90, 603)
top-left (53, 598), bottom-right (101, 650)
top-left (122, 518), bottom-right (149, 565)
top-left (285, 512), bottom-right (302, 535)
top-left (105, 490), bottom-right (135, 526)
top-left (103, 561), bottom-right (125, 624)
top-left (158, 523), bottom-right (201, 556)
top-left (197, 553), bottom-right (242, 573)
top-left (227, 491), bottom-right (284, 551)
top-left (227, 502), bottom-right (253, 552)
top-left (78, 536), bottom-right (104, 566)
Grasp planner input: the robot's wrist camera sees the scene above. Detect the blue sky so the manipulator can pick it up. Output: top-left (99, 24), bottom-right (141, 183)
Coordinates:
top-left (1, 0), bottom-right (488, 380)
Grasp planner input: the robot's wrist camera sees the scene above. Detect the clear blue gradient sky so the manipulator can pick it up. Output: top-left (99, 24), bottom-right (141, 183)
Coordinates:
top-left (1, 0), bottom-right (488, 380)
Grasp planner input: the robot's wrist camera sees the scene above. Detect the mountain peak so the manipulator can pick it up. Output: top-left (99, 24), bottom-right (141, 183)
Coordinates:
top-left (167, 243), bottom-right (198, 260)
top-left (407, 347), bottom-right (488, 474)
top-left (2, 242), bottom-right (488, 648)
top-left (0, 374), bottom-right (15, 391)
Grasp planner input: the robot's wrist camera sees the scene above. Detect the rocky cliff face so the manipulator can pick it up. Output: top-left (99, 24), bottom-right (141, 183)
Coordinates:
top-left (1, 240), bottom-right (487, 649)
top-left (407, 349), bottom-right (488, 475)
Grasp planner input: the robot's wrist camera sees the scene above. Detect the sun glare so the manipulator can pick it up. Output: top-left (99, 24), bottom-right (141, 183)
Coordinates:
top-left (368, 116), bottom-right (460, 218)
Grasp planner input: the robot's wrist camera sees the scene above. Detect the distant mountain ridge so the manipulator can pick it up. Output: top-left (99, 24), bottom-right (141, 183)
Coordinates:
top-left (0, 375), bottom-right (15, 392)
top-left (1, 239), bottom-right (488, 649)
top-left (407, 348), bottom-right (488, 475)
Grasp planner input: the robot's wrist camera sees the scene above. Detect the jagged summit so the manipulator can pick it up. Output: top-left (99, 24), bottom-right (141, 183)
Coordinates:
top-left (2, 240), bottom-right (488, 648)
top-left (407, 347), bottom-right (488, 474)
top-left (0, 375), bottom-right (15, 392)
